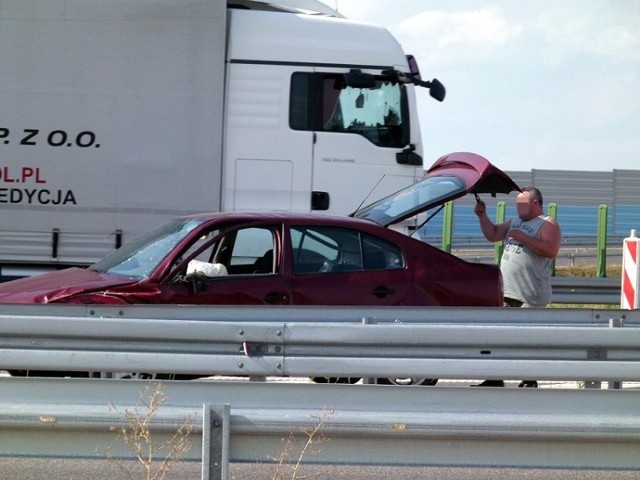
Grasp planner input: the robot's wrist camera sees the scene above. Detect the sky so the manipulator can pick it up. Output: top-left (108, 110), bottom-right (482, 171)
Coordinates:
top-left (320, 0), bottom-right (639, 172)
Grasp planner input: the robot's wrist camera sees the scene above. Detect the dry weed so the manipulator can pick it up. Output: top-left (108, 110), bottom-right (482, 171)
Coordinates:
top-left (269, 408), bottom-right (334, 480)
top-left (106, 382), bottom-right (194, 480)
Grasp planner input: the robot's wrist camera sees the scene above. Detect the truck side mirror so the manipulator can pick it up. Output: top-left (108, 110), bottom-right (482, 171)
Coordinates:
top-left (428, 78), bottom-right (446, 102)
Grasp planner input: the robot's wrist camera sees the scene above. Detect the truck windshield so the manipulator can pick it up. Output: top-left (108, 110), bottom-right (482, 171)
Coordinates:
top-left (89, 218), bottom-right (206, 279)
top-left (290, 73), bottom-right (409, 148)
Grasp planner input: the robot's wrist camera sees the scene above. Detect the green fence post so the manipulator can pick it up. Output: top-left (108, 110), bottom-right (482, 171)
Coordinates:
top-left (596, 204), bottom-right (608, 278)
top-left (494, 201), bottom-right (505, 265)
top-left (547, 203), bottom-right (557, 276)
top-left (442, 201), bottom-right (454, 253)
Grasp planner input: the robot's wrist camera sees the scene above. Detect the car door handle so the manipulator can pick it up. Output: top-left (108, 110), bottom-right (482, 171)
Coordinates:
top-left (263, 292), bottom-right (288, 304)
top-left (372, 286), bottom-right (395, 298)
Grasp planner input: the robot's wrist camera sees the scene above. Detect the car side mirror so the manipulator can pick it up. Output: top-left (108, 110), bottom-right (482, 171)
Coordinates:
top-left (185, 271), bottom-right (210, 295)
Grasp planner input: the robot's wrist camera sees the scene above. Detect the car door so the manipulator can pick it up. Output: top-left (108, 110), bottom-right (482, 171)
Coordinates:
top-left (158, 223), bottom-right (292, 305)
top-left (288, 225), bottom-right (412, 305)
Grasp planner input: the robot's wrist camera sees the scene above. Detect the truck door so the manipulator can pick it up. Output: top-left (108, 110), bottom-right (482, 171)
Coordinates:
top-left (290, 71), bottom-right (422, 215)
top-left (223, 63), bottom-right (314, 213)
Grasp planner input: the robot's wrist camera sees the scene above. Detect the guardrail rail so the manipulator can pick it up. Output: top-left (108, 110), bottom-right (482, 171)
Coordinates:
top-left (0, 305), bottom-right (639, 476)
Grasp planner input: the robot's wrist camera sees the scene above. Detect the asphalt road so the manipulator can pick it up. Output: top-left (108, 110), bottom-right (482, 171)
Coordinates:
top-left (1, 458), bottom-right (640, 480)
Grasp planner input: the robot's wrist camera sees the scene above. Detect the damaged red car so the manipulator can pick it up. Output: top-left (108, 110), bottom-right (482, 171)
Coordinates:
top-left (0, 152), bottom-right (520, 307)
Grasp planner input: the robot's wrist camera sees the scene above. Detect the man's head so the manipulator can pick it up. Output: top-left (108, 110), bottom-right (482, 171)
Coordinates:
top-left (516, 186), bottom-right (544, 220)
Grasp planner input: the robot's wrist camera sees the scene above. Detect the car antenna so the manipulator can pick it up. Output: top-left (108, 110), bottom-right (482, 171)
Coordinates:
top-left (350, 175), bottom-right (386, 217)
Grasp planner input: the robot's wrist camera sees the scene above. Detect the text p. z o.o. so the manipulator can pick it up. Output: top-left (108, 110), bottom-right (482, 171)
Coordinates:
top-left (0, 128), bottom-right (100, 149)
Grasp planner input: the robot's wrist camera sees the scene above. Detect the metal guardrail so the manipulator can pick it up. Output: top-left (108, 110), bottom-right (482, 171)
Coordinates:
top-left (0, 302), bottom-right (636, 325)
top-left (1, 378), bottom-right (639, 473)
top-left (0, 309), bottom-right (638, 381)
top-left (0, 306), bottom-right (639, 474)
top-left (551, 276), bottom-right (621, 304)
top-left (1, 322), bottom-right (639, 381)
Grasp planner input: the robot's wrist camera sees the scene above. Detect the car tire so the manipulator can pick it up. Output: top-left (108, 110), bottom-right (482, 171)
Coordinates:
top-left (7, 370), bottom-right (89, 378)
top-left (376, 378), bottom-right (438, 386)
top-left (90, 372), bottom-right (181, 380)
top-left (311, 376), bottom-right (361, 384)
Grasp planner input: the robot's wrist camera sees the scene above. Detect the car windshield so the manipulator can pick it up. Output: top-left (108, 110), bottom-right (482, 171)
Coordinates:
top-left (354, 175), bottom-right (466, 226)
top-left (89, 218), bottom-right (206, 279)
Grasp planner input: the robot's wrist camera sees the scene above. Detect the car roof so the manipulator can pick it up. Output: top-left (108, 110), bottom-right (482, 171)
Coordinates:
top-left (179, 211), bottom-right (378, 227)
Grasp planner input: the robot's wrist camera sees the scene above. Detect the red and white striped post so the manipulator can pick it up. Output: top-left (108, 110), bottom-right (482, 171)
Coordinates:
top-left (621, 229), bottom-right (639, 309)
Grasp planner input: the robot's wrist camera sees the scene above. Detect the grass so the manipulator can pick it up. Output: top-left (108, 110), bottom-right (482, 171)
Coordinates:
top-left (548, 303), bottom-right (619, 309)
top-left (554, 264), bottom-right (621, 278)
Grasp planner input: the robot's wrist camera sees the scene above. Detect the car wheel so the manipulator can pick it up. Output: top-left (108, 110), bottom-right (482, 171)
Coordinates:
top-left (376, 378), bottom-right (438, 386)
top-left (311, 376), bottom-right (361, 384)
top-left (7, 370), bottom-right (89, 378)
top-left (91, 372), bottom-right (177, 380)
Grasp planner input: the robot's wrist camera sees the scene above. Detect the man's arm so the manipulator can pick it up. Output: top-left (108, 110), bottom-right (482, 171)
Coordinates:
top-left (474, 200), bottom-right (510, 242)
top-left (508, 218), bottom-right (562, 259)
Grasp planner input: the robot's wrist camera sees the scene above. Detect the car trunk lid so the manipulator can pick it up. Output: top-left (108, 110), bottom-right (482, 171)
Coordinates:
top-left (352, 152), bottom-right (521, 227)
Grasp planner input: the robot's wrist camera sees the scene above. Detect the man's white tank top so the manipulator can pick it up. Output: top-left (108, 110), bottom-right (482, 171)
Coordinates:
top-left (501, 215), bottom-right (552, 306)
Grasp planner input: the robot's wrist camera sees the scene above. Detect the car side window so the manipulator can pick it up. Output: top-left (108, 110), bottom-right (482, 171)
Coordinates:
top-left (291, 226), bottom-right (403, 274)
top-left (362, 234), bottom-right (404, 270)
top-left (290, 226), bottom-right (340, 273)
top-left (219, 227), bottom-right (277, 275)
top-left (177, 226), bottom-right (277, 278)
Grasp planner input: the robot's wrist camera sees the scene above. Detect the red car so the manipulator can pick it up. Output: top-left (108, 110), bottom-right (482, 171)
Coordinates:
top-left (0, 152), bottom-right (519, 307)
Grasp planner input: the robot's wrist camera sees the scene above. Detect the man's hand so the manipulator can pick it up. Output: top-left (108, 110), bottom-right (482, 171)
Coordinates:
top-left (474, 200), bottom-right (486, 217)
top-left (509, 220), bottom-right (562, 259)
top-left (507, 229), bottom-right (528, 244)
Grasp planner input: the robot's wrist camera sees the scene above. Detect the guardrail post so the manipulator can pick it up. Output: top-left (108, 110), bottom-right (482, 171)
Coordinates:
top-left (494, 201), bottom-right (506, 265)
top-left (362, 317), bottom-right (377, 384)
top-left (202, 404), bottom-right (230, 480)
top-left (585, 347), bottom-right (606, 389)
top-left (608, 318), bottom-right (624, 389)
top-left (548, 203), bottom-right (558, 276)
top-left (441, 201), bottom-right (453, 253)
top-left (596, 204), bottom-right (608, 278)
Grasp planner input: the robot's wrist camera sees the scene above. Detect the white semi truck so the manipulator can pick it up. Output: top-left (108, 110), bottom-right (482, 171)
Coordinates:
top-left (0, 0), bottom-right (445, 278)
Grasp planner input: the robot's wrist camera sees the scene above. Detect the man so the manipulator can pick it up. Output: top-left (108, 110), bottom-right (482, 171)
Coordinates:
top-left (474, 186), bottom-right (562, 387)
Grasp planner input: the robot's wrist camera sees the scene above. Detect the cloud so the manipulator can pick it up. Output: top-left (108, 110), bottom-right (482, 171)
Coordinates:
top-left (322, 0), bottom-right (640, 171)
top-left (596, 26), bottom-right (640, 61)
top-left (535, 2), bottom-right (640, 64)
top-left (394, 7), bottom-right (523, 65)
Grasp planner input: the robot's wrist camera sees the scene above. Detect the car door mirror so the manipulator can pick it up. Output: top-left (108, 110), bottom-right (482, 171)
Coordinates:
top-left (182, 271), bottom-right (211, 295)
